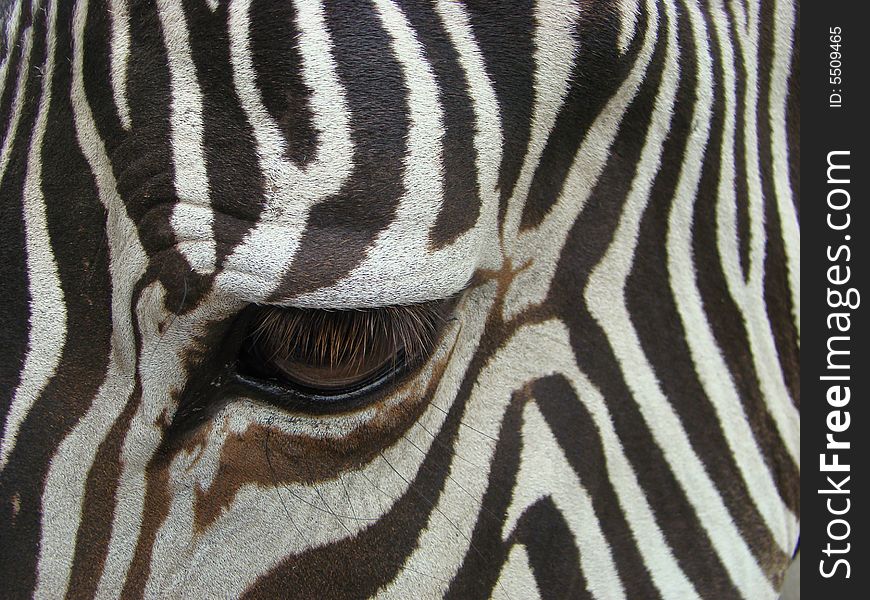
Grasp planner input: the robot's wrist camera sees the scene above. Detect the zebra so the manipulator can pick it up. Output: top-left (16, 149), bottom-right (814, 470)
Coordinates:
top-left (0, 0), bottom-right (799, 598)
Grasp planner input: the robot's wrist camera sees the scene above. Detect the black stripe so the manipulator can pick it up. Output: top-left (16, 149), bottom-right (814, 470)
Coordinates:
top-left (402, 1), bottom-right (480, 249)
top-left (726, 1), bottom-right (752, 281)
top-left (548, 2), bottom-right (743, 595)
top-left (511, 497), bottom-right (590, 599)
top-left (104, 0), bottom-right (211, 313)
top-left (464, 0), bottom-right (535, 220)
top-left (786, 4), bottom-right (799, 221)
top-left (448, 376), bottom-right (661, 598)
top-left (0, 1), bottom-right (24, 143)
top-left (66, 390), bottom-right (141, 600)
top-left (446, 387), bottom-right (591, 599)
top-left (249, 0), bottom-right (318, 166)
top-left (0, 4), bottom-right (44, 593)
top-left (67, 281), bottom-right (148, 600)
top-left (99, 0), bottom-right (173, 255)
top-left (0, 3), bottom-right (113, 597)
top-left (0, 0), bottom-right (33, 449)
top-left (520, 0), bottom-right (623, 230)
top-left (693, 2), bottom-right (800, 523)
top-left (756, 0), bottom-right (800, 415)
top-left (269, 0), bottom-right (409, 301)
top-left (184, 0), bottom-right (265, 272)
top-left (627, 0), bottom-right (788, 578)
top-left (531, 375), bottom-right (659, 598)
top-left (80, 0), bottom-right (125, 154)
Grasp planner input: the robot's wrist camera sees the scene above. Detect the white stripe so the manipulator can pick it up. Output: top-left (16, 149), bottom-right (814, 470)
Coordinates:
top-left (285, 0), bottom-right (574, 308)
top-left (433, 0), bottom-right (502, 271)
top-left (370, 0), bottom-right (444, 238)
top-left (493, 546), bottom-right (542, 600)
top-left (715, 0), bottom-right (800, 467)
top-left (34, 0), bottom-right (147, 593)
top-left (667, 0), bottom-right (797, 556)
top-left (502, 0), bottom-right (658, 321)
top-left (108, 0), bottom-right (132, 130)
top-left (500, 0), bottom-right (580, 247)
top-left (93, 287), bottom-right (166, 599)
top-left (768, 0), bottom-right (800, 341)
top-left (617, 0), bottom-right (640, 54)
top-left (0, 5), bottom-right (33, 190)
top-left (1, 0), bottom-right (22, 47)
top-left (506, 401), bottom-right (626, 600)
top-left (221, 0), bottom-right (351, 300)
top-left (713, 2), bottom-right (800, 549)
top-left (1, 0), bottom-right (67, 471)
top-left (584, 0), bottom-right (774, 595)
top-left (0, 0), bottom-right (23, 103)
top-left (735, 0), bottom-right (800, 463)
top-left (383, 316), bottom-right (699, 599)
top-left (156, 0), bottom-right (216, 274)
top-left (291, 0), bottom-right (504, 307)
top-left (294, 0), bottom-right (449, 308)
top-left (552, 374), bottom-right (701, 600)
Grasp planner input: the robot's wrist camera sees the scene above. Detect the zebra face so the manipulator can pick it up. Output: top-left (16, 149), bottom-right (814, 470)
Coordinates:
top-left (1, 0), bottom-right (800, 598)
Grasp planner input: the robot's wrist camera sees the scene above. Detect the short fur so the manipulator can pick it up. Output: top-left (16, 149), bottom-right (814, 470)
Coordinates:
top-left (0, 0), bottom-right (799, 598)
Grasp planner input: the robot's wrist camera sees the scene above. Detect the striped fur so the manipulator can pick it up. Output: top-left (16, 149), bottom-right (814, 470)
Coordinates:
top-left (0, 0), bottom-right (799, 598)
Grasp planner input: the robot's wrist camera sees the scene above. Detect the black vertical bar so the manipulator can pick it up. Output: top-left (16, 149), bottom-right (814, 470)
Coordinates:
top-left (802, 1), bottom-right (868, 596)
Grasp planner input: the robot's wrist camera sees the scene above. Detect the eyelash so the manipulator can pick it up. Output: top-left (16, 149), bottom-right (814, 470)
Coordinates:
top-left (244, 302), bottom-right (447, 377)
top-left (165, 299), bottom-right (456, 439)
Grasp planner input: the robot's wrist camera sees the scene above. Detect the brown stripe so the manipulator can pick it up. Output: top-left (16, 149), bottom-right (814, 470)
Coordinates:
top-left (241, 318), bottom-right (474, 599)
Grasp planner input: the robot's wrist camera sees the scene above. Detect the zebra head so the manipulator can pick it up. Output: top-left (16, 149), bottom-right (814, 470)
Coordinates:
top-left (1, 0), bottom-right (800, 598)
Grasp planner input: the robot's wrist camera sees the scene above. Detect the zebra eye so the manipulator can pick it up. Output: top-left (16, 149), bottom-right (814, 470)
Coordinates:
top-left (243, 335), bottom-right (400, 394)
top-left (235, 302), bottom-right (449, 410)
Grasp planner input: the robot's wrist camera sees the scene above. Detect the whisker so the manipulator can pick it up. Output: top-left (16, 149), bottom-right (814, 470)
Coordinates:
top-left (413, 420), bottom-right (489, 471)
top-left (378, 451), bottom-right (514, 600)
top-left (426, 401), bottom-right (499, 442)
top-left (339, 470), bottom-right (359, 521)
top-left (401, 433), bottom-right (508, 529)
top-left (262, 431), bottom-right (310, 543)
top-left (262, 448), bottom-right (381, 524)
top-left (313, 483), bottom-right (354, 536)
